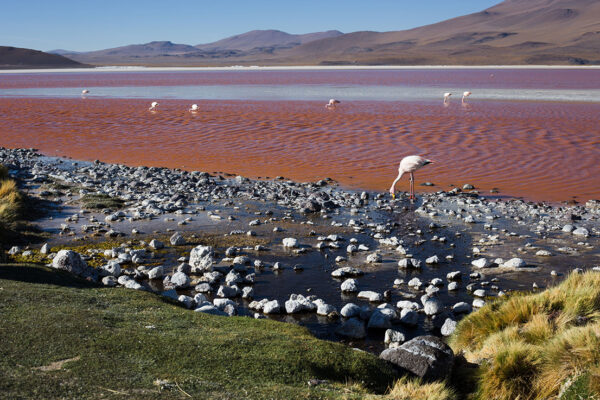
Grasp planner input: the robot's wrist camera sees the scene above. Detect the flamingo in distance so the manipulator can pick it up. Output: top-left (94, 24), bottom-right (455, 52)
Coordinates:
top-left (389, 155), bottom-right (433, 201)
top-left (443, 93), bottom-right (452, 103)
top-left (462, 91), bottom-right (472, 102)
top-left (326, 99), bottom-right (340, 109)
top-left (189, 104), bottom-right (199, 112)
top-left (81, 89), bottom-right (89, 95)
top-left (149, 101), bottom-right (159, 111)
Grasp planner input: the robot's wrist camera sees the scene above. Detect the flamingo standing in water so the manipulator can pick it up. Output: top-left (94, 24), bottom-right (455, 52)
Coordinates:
top-left (462, 91), bottom-right (472, 102)
top-left (81, 89), bottom-right (89, 95)
top-left (149, 101), bottom-right (159, 111)
top-left (189, 104), bottom-right (199, 112)
top-left (326, 99), bottom-right (340, 109)
top-left (443, 93), bottom-right (452, 103)
top-left (389, 155), bottom-right (433, 200)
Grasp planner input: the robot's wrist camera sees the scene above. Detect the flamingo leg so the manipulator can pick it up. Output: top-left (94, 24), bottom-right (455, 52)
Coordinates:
top-left (410, 173), bottom-right (415, 200)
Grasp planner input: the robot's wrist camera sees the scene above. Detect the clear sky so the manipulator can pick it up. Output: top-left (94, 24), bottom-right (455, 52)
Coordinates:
top-left (1, 0), bottom-right (501, 52)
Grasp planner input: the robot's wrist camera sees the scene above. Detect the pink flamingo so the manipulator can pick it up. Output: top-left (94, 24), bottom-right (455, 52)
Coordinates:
top-left (325, 99), bottom-right (340, 109)
top-left (389, 155), bottom-right (433, 200)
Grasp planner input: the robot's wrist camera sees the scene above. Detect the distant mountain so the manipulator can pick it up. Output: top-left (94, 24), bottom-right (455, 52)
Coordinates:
top-left (0, 46), bottom-right (87, 69)
top-left (65, 31), bottom-right (344, 65)
top-left (195, 30), bottom-right (344, 52)
top-left (49, 49), bottom-right (82, 56)
top-left (51, 0), bottom-right (600, 66)
top-left (281, 0), bottom-right (600, 65)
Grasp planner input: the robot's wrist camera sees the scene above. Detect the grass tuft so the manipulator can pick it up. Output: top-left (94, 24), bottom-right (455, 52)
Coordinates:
top-left (367, 376), bottom-right (456, 400)
top-left (450, 271), bottom-right (600, 399)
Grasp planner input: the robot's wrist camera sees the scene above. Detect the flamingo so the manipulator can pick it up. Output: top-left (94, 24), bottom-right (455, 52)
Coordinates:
top-left (462, 91), bottom-right (472, 102)
top-left (389, 155), bottom-right (433, 201)
top-left (443, 93), bottom-right (452, 103)
top-left (81, 89), bottom-right (89, 95)
top-left (149, 101), bottom-right (159, 111)
top-left (325, 99), bottom-right (340, 109)
top-left (189, 104), bottom-right (199, 112)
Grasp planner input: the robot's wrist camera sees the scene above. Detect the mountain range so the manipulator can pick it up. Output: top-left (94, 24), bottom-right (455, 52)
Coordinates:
top-left (0, 46), bottom-right (87, 69)
top-left (3, 0), bottom-right (600, 68)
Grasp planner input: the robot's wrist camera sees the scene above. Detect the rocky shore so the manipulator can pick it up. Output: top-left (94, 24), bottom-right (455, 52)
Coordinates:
top-left (1, 146), bottom-right (599, 373)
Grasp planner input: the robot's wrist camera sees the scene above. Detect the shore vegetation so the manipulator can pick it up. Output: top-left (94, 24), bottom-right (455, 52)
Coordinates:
top-left (450, 271), bottom-right (600, 400)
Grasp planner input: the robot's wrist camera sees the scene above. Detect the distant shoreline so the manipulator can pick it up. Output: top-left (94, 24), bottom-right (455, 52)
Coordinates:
top-left (2, 65), bottom-right (600, 74)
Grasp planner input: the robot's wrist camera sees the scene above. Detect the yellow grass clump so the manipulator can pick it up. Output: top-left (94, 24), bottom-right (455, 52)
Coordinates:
top-left (449, 271), bottom-right (600, 399)
top-left (0, 166), bottom-right (23, 225)
top-left (366, 376), bottom-right (456, 400)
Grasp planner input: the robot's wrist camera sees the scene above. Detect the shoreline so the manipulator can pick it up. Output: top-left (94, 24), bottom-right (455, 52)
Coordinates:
top-left (3, 64), bottom-right (600, 74)
top-left (2, 146), bottom-right (599, 356)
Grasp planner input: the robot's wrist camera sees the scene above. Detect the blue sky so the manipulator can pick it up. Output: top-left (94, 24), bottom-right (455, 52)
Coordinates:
top-left (2, 0), bottom-right (501, 52)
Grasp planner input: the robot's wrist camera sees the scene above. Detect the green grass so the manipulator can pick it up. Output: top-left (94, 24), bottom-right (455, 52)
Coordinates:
top-left (0, 263), bottom-right (398, 399)
top-left (79, 193), bottom-right (125, 210)
top-left (449, 271), bottom-right (600, 400)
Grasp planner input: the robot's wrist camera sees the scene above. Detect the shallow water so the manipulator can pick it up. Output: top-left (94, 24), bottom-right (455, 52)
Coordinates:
top-left (1, 69), bottom-right (599, 202)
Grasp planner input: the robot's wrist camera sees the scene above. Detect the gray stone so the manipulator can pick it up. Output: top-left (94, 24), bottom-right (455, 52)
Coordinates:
top-left (217, 285), bottom-right (240, 298)
top-left (424, 298), bottom-right (442, 316)
top-left (102, 276), bottom-right (117, 287)
top-left (189, 245), bottom-right (214, 273)
top-left (341, 278), bottom-right (359, 292)
top-left (399, 309), bottom-right (418, 326)
top-left (148, 266), bottom-right (164, 280)
top-left (471, 258), bottom-right (490, 269)
top-left (379, 335), bottom-right (454, 381)
top-left (178, 295), bottom-right (194, 309)
top-left (263, 300), bottom-right (281, 314)
top-left (384, 329), bottom-right (406, 344)
top-left (340, 303), bottom-right (362, 318)
top-left (171, 271), bottom-right (190, 289)
top-left (441, 318), bottom-right (457, 336)
top-left (367, 308), bottom-right (394, 329)
top-left (52, 250), bottom-right (95, 281)
top-left (195, 305), bottom-right (227, 316)
top-left (317, 303), bottom-right (336, 316)
top-left (331, 267), bottom-right (364, 278)
top-left (502, 258), bottom-right (526, 269)
top-left (149, 239), bottom-right (164, 249)
top-left (40, 243), bottom-right (50, 254)
top-left (170, 232), bottom-right (186, 246)
top-left (282, 237), bottom-right (298, 248)
top-left (572, 227), bottom-right (589, 237)
top-left (357, 291), bottom-right (383, 302)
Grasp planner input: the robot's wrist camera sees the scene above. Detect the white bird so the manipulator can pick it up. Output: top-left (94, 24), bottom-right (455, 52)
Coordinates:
top-left (443, 93), bottom-right (452, 103)
top-left (189, 104), bottom-right (199, 112)
top-left (149, 101), bottom-right (159, 111)
top-left (462, 91), bottom-right (472, 102)
top-left (389, 155), bottom-right (433, 201)
top-left (81, 89), bottom-right (89, 95)
top-left (325, 99), bottom-right (340, 109)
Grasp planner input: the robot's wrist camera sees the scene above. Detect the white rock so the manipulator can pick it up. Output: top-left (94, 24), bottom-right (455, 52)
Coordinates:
top-left (357, 291), bottom-right (383, 302)
top-left (424, 298), bottom-right (442, 316)
top-left (282, 238), bottom-right (298, 248)
top-left (341, 279), bottom-right (359, 292)
top-left (171, 272), bottom-right (190, 289)
top-left (178, 295), bottom-right (194, 309)
top-left (189, 245), bottom-right (214, 273)
top-left (148, 266), bottom-right (164, 280)
top-left (502, 258), bottom-right (526, 269)
top-left (471, 258), bottom-right (490, 269)
top-left (441, 318), bottom-right (457, 336)
top-left (452, 302), bottom-right (472, 314)
top-left (473, 299), bottom-right (486, 308)
top-left (317, 303), bottom-right (336, 316)
top-left (572, 227), bottom-right (589, 237)
top-left (399, 309), bottom-right (418, 326)
top-left (263, 300), bottom-right (281, 314)
top-left (340, 303), bottom-right (361, 318)
top-left (366, 253), bottom-right (382, 263)
top-left (384, 329), bottom-right (406, 344)
top-left (426, 255), bottom-right (440, 264)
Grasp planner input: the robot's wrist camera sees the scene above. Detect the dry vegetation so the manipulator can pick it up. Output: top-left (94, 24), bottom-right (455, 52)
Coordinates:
top-left (0, 165), bottom-right (23, 230)
top-left (449, 271), bottom-right (600, 400)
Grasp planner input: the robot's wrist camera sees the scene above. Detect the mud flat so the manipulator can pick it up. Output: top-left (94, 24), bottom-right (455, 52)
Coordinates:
top-left (2, 147), bottom-right (599, 353)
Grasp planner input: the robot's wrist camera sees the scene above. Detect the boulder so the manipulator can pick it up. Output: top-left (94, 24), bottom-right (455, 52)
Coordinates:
top-left (380, 335), bottom-right (454, 381)
top-left (170, 232), bottom-right (186, 246)
top-left (341, 278), bottom-right (359, 292)
top-left (282, 238), bottom-right (299, 248)
top-left (441, 319), bottom-right (457, 336)
top-left (384, 329), bottom-right (406, 345)
top-left (189, 245), bottom-right (214, 273)
top-left (340, 303), bottom-right (361, 318)
top-left (148, 266), bottom-right (164, 280)
top-left (502, 258), bottom-right (526, 269)
top-left (424, 298), bottom-right (442, 316)
top-left (263, 300), bottom-right (281, 314)
top-left (170, 271), bottom-right (190, 289)
top-left (52, 250), bottom-right (96, 281)
top-left (357, 291), bottom-right (383, 302)
top-left (149, 239), bottom-right (164, 249)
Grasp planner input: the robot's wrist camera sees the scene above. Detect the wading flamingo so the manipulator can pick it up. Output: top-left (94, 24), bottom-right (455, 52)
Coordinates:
top-left (326, 99), bottom-right (340, 109)
top-left (443, 93), bottom-right (452, 103)
top-left (189, 104), bottom-right (199, 112)
top-left (462, 91), bottom-right (472, 102)
top-left (149, 101), bottom-right (159, 111)
top-left (389, 155), bottom-right (433, 201)
top-left (81, 89), bottom-right (89, 95)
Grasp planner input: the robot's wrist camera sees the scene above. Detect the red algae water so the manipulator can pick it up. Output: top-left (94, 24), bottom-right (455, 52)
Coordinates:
top-left (1, 69), bottom-right (599, 202)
